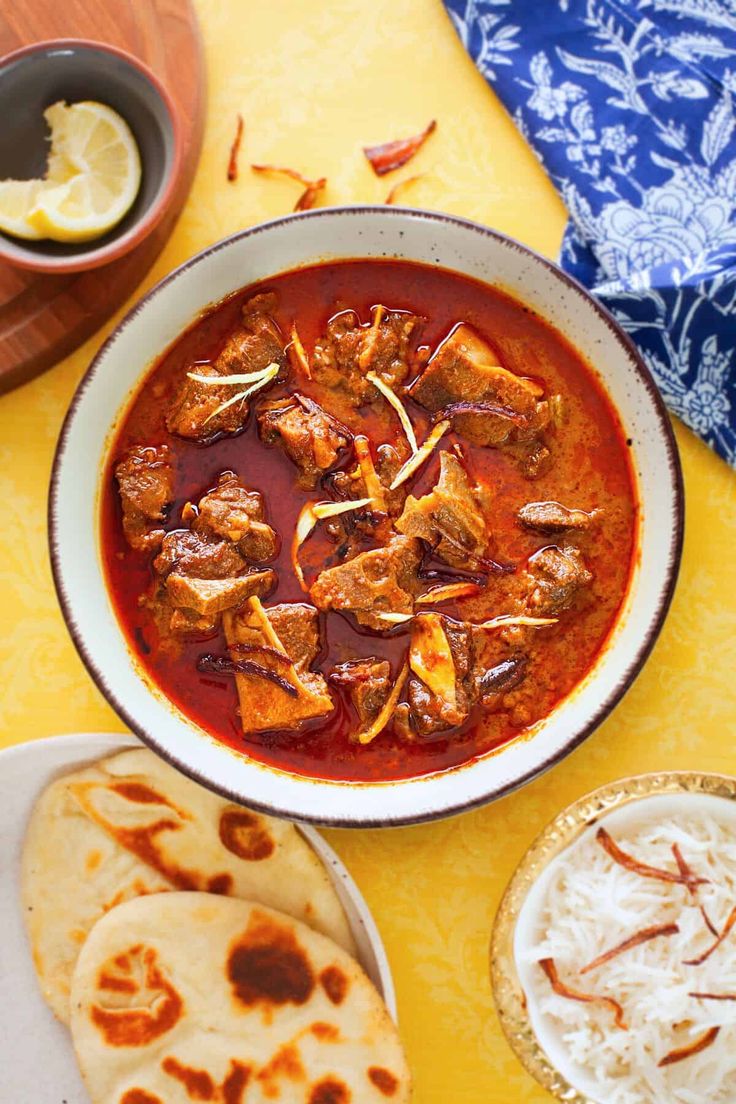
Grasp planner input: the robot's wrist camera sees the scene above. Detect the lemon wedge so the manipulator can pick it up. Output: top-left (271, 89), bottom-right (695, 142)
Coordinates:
top-left (0, 180), bottom-right (46, 240)
top-left (0, 102), bottom-right (143, 245)
top-left (27, 102), bottom-right (142, 242)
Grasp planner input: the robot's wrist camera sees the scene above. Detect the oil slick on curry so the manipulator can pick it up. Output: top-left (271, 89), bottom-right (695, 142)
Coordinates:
top-left (101, 260), bottom-right (638, 781)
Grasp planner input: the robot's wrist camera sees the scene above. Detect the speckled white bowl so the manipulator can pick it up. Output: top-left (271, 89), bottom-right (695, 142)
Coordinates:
top-left (49, 207), bottom-right (683, 826)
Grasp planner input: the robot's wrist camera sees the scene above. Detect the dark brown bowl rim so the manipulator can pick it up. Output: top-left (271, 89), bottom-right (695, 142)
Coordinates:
top-left (0, 37), bottom-right (184, 274)
top-left (47, 206), bottom-right (684, 827)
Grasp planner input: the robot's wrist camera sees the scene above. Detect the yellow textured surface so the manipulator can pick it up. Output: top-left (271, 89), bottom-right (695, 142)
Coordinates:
top-left (1, 1), bottom-right (735, 1100)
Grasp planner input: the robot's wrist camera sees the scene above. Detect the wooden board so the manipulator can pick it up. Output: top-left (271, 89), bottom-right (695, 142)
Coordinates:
top-left (0, 2), bottom-right (205, 393)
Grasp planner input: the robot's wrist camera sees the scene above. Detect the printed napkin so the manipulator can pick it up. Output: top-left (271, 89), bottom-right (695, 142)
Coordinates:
top-left (443, 0), bottom-right (736, 466)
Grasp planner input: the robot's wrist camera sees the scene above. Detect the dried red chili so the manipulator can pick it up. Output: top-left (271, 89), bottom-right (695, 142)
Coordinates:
top-left (596, 828), bottom-right (709, 891)
top-left (364, 120), bottom-right (437, 176)
top-left (251, 164), bottom-right (326, 211)
top-left (684, 904), bottom-right (736, 966)
top-left (227, 115), bottom-right (244, 182)
top-left (658, 1026), bottom-right (720, 1067)
top-left (197, 654), bottom-right (298, 696)
top-left (580, 923), bottom-right (679, 976)
top-left (538, 958), bottom-right (627, 1030)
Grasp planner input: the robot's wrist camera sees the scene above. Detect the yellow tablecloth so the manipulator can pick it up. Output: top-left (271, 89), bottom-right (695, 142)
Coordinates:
top-left (2, 1), bottom-right (736, 1099)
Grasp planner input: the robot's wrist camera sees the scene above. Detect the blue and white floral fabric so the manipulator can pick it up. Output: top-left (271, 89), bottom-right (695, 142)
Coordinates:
top-left (444, 0), bottom-right (736, 465)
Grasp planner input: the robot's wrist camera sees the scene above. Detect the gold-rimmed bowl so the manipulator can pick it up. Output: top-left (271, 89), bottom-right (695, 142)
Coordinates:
top-left (491, 771), bottom-right (736, 1103)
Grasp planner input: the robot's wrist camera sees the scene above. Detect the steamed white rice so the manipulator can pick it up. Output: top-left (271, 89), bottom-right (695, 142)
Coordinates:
top-left (520, 804), bottom-right (736, 1104)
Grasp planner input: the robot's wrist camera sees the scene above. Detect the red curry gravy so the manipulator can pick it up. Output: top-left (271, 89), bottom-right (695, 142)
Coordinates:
top-left (101, 259), bottom-right (638, 781)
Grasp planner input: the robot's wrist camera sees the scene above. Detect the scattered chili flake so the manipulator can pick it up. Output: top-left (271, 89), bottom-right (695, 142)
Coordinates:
top-left (385, 174), bottom-right (424, 205)
top-left (684, 904), bottom-right (736, 966)
top-left (580, 923), bottom-right (680, 976)
top-left (363, 120), bottom-right (437, 176)
top-left (197, 654), bottom-right (298, 697)
top-left (538, 958), bottom-right (627, 1030)
top-left (658, 1026), bottom-right (720, 1068)
top-left (251, 164), bottom-right (327, 211)
top-left (596, 827), bottom-right (709, 891)
top-left (227, 114), bottom-right (244, 182)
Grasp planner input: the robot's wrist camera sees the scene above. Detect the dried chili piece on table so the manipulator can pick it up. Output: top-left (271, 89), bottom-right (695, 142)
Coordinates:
top-left (227, 115), bottom-right (244, 182)
top-left (364, 120), bottom-right (436, 175)
top-left (252, 164), bottom-right (327, 211)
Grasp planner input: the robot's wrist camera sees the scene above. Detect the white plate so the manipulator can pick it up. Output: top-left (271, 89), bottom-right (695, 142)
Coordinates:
top-left (0, 731), bottom-right (396, 1102)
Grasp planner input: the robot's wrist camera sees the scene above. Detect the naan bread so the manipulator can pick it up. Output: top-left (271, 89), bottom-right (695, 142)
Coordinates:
top-left (70, 893), bottom-right (410, 1104)
top-left (22, 748), bottom-right (355, 1023)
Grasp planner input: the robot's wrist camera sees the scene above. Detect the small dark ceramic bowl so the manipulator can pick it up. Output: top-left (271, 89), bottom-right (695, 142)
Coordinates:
top-left (0, 39), bottom-right (182, 273)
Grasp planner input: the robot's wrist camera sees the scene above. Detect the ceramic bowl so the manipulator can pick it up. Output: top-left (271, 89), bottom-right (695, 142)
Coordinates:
top-left (49, 207), bottom-right (683, 826)
top-left (491, 772), bottom-right (736, 1103)
top-left (0, 39), bottom-right (182, 273)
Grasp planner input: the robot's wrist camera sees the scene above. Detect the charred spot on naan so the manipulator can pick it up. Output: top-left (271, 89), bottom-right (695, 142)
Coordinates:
top-left (86, 848), bottom-right (103, 873)
top-left (227, 909), bottom-right (315, 1011)
top-left (311, 1021), bottom-right (340, 1042)
top-left (368, 1067), bottom-right (400, 1096)
top-left (91, 946), bottom-right (183, 1047)
top-left (120, 1091), bottom-right (163, 1104)
top-left (320, 964), bottom-right (349, 1005)
top-left (162, 1056), bottom-right (215, 1099)
top-left (102, 879), bottom-right (166, 916)
top-left (309, 1077), bottom-right (351, 1104)
top-left (110, 781), bottom-right (190, 812)
top-left (256, 1042), bottom-right (306, 1095)
top-left (71, 781), bottom-right (231, 894)
top-left (161, 1056), bottom-right (251, 1103)
top-left (221, 1062), bottom-right (252, 1104)
top-left (219, 808), bottom-right (276, 861)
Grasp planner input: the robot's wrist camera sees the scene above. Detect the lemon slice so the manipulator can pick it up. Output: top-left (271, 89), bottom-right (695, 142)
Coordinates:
top-left (28, 101), bottom-right (142, 243)
top-left (0, 180), bottom-right (46, 240)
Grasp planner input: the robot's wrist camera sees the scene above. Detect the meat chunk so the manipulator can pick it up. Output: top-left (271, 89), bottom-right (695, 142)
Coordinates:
top-left (477, 655), bottom-right (528, 704)
top-left (257, 393), bottom-right (351, 488)
top-left (309, 536), bottom-right (421, 631)
top-left (409, 324), bottom-right (550, 447)
top-left (115, 445), bottom-right (173, 552)
top-left (166, 571), bottom-right (274, 617)
top-left (223, 600), bottom-right (333, 734)
top-left (312, 307), bottom-right (420, 406)
top-left (154, 530), bottom-right (246, 580)
top-left (330, 658), bottom-right (391, 727)
top-left (193, 473), bottom-right (278, 563)
top-left (265, 602), bottom-right (323, 670)
top-left (396, 451), bottom-right (488, 568)
top-left (526, 545), bottom-right (592, 615)
top-left (407, 613), bottom-right (476, 735)
top-left (332, 438), bottom-right (407, 517)
top-left (166, 293), bottom-right (285, 441)
top-left (518, 501), bottom-right (600, 534)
